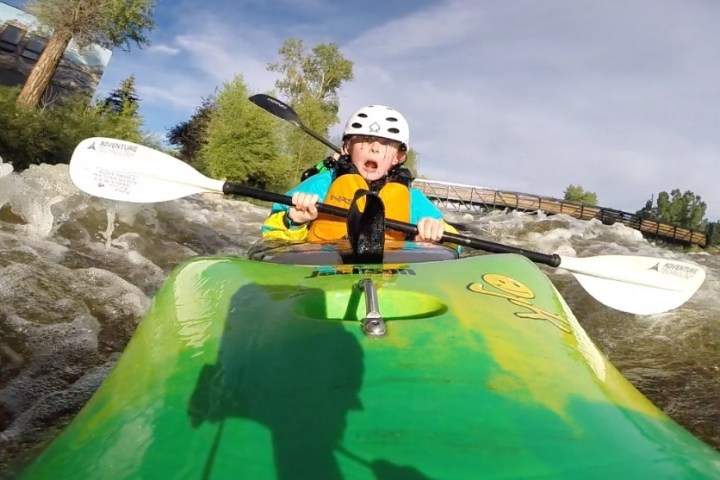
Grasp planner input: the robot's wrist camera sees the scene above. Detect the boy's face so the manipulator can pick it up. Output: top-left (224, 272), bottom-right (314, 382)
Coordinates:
top-left (344, 135), bottom-right (406, 182)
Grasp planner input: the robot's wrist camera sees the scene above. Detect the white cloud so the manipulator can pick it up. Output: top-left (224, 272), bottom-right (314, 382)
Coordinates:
top-left (100, 13), bottom-right (282, 120)
top-left (335, 0), bottom-right (720, 219)
top-left (147, 44), bottom-right (181, 56)
top-left (98, 0), bottom-right (720, 220)
top-left (173, 33), bottom-right (275, 86)
top-left (137, 85), bottom-right (199, 110)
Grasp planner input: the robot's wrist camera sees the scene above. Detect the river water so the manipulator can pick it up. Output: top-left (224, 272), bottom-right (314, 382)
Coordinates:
top-left (0, 162), bottom-right (718, 476)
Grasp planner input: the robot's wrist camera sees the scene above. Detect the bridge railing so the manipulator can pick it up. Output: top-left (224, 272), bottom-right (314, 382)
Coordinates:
top-left (412, 179), bottom-right (708, 247)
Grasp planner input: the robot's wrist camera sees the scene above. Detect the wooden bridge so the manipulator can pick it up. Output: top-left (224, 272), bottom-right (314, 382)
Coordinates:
top-left (412, 179), bottom-right (708, 247)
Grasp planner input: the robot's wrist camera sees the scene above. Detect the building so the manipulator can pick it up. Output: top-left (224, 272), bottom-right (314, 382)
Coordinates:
top-left (0, 1), bottom-right (111, 102)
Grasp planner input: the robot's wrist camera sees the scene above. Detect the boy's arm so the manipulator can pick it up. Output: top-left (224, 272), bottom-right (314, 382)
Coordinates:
top-left (260, 172), bottom-right (332, 241)
top-left (409, 189), bottom-right (461, 247)
top-left (262, 211), bottom-right (309, 241)
top-left (409, 189), bottom-right (444, 223)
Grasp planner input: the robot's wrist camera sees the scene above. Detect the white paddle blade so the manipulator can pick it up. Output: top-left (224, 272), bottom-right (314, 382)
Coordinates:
top-left (69, 138), bottom-right (225, 203)
top-left (558, 255), bottom-right (706, 315)
top-left (572, 273), bottom-right (700, 315)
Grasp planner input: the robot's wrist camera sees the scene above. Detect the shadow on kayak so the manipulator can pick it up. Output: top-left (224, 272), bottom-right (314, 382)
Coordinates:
top-left (188, 282), bottom-right (434, 480)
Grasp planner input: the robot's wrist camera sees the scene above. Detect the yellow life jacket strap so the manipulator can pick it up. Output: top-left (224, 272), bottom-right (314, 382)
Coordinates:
top-left (377, 182), bottom-right (410, 240)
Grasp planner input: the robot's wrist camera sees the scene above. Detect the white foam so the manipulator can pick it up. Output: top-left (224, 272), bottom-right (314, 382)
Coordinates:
top-left (0, 164), bottom-right (92, 238)
top-left (0, 157), bottom-right (12, 178)
top-left (102, 208), bottom-right (117, 248)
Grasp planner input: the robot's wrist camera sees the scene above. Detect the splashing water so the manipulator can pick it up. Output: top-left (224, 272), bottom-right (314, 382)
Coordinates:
top-left (0, 164), bottom-right (718, 476)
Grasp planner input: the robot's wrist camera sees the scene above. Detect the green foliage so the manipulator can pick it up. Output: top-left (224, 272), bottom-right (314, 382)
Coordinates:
top-left (403, 149), bottom-right (419, 178)
top-left (168, 94), bottom-right (216, 170)
top-left (27, 0), bottom-right (156, 50)
top-left (101, 75), bottom-right (140, 116)
top-left (563, 184), bottom-right (598, 205)
top-left (200, 76), bottom-right (290, 192)
top-left (268, 39), bottom-right (353, 114)
top-left (161, 38), bottom-right (355, 190)
top-left (705, 221), bottom-right (720, 247)
top-left (636, 189), bottom-right (708, 230)
top-left (283, 95), bottom-right (336, 179)
top-left (267, 39), bottom-right (353, 183)
top-left (0, 85), bottom-right (146, 170)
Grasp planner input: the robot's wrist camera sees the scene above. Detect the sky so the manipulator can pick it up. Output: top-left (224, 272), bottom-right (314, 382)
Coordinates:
top-left (6, 0), bottom-right (720, 220)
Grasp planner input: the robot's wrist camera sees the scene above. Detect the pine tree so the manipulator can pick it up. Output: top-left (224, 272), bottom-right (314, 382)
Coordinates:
top-left (168, 94), bottom-right (216, 169)
top-left (102, 75), bottom-right (140, 116)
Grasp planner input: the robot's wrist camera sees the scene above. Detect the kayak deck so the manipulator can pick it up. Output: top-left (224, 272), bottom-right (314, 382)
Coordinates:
top-left (248, 239), bottom-right (460, 265)
top-left (19, 251), bottom-right (720, 479)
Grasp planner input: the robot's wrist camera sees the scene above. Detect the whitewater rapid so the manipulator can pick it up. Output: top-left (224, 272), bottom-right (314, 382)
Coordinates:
top-left (0, 162), bottom-right (718, 476)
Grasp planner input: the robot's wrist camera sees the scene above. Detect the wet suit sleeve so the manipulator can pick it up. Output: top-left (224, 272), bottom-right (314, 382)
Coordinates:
top-left (261, 212), bottom-right (310, 241)
top-left (409, 189), bottom-right (443, 223)
top-left (409, 189), bottom-right (461, 249)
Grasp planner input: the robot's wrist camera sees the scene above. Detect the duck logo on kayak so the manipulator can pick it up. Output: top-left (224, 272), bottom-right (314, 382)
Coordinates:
top-left (467, 274), bottom-right (571, 333)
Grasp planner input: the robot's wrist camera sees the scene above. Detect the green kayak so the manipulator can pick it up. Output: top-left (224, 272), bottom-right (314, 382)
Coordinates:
top-left (19, 241), bottom-right (720, 479)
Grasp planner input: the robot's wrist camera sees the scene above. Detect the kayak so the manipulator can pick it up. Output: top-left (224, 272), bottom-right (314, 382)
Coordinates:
top-left (18, 240), bottom-right (720, 479)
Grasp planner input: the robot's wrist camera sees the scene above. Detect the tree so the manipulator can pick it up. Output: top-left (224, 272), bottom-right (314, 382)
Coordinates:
top-left (283, 96), bottom-right (335, 180)
top-left (200, 76), bottom-right (289, 192)
top-left (100, 75), bottom-right (140, 116)
top-left (268, 39), bottom-right (353, 111)
top-left (563, 184), bottom-right (598, 205)
top-left (267, 39), bottom-right (353, 181)
top-left (636, 189), bottom-right (707, 230)
top-left (403, 149), bottom-right (419, 178)
top-left (16, 0), bottom-right (155, 109)
top-left (168, 94), bottom-right (216, 170)
top-left (0, 85), bottom-right (147, 170)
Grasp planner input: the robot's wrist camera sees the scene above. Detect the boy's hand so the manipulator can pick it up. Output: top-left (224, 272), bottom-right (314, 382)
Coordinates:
top-left (288, 192), bottom-right (319, 225)
top-left (415, 218), bottom-right (445, 243)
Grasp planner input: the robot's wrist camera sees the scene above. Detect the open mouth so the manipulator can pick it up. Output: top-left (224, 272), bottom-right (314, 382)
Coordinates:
top-left (363, 160), bottom-right (378, 171)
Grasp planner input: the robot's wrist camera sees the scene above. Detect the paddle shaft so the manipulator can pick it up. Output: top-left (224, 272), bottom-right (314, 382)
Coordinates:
top-left (249, 94), bottom-right (341, 153)
top-left (298, 124), bottom-right (340, 153)
top-left (223, 182), bottom-right (561, 267)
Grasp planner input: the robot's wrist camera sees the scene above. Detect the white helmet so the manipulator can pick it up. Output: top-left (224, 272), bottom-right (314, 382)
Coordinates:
top-left (343, 105), bottom-right (410, 151)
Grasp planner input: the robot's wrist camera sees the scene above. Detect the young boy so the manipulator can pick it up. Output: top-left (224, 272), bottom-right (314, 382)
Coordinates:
top-left (262, 104), bottom-right (452, 243)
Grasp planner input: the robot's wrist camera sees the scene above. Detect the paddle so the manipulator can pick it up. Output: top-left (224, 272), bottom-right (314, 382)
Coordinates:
top-left (249, 94), bottom-right (341, 153)
top-left (69, 137), bottom-right (706, 315)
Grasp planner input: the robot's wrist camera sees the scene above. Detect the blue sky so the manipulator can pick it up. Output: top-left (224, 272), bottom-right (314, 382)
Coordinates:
top-left (7, 0), bottom-right (720, 220)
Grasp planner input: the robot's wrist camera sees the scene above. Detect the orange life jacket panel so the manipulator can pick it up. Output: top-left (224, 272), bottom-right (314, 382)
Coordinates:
top-left (307, 174), bottom-right (411, 243)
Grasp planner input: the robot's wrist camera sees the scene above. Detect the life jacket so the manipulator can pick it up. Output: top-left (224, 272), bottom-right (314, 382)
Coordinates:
top-left (306, 158), bottom-right (413, 243)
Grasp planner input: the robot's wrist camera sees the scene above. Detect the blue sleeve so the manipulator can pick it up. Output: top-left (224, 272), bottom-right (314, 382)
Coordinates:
top-left (269, 171), bottom-right (334, 215)
top-left (409, 189), bottom-right (443, 224)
